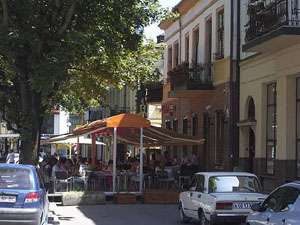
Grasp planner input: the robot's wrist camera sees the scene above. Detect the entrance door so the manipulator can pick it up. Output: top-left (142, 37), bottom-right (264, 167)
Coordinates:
top-left (248, 129), bottom-right (255, 173)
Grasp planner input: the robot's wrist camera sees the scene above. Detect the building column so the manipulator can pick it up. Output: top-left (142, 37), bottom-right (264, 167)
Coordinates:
top-left (276, 76), bottom-right (296, 181)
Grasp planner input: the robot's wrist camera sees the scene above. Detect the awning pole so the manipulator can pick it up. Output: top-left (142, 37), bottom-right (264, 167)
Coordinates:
top-left (139, 127), bottom-right (144, 193)
top-left (91, 134), bottom-right (96, 166)
top-left (113, 127), bottom-right (117, 193)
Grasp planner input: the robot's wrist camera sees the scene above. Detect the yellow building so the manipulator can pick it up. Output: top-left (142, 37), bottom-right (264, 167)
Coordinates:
top-left (160, 0), bottom-right (240, 170)
top-left (239, 0), bottom-right (300, 191)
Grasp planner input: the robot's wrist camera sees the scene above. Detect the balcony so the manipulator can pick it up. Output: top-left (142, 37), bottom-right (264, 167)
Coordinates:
top-left (145, 82), bottom-right (163, 103)
top-left (167, 62), bottom-right (213, 91)
top-left (243, 0), bottom-right (300, 53)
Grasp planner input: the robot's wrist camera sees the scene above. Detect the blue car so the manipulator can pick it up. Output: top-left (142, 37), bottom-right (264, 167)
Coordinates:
top-left (247, 181), bottom-right (300, 225)
top-left (0, 163), bottom-right (49, 225)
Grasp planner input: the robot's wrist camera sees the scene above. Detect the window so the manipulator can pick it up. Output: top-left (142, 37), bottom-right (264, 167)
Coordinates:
top-left (190, 175), bottom-right (205, 192)
top-left (208, 176), bottom-right (261, 193)
top-left (216, 9), bottom-right (224, 60)
top-left (196, 175), bottom-right (205, 192)
top-left (205, 18), bottom-right (212, 63)
top-left (183, 118), bottom-right (188, 134)
top-left (174, 42), bottom-right (179, 67)
top-left (173, 119), bottom-right (178, 132)
top-left (263, 187), bottom-right (300, 212)
top-left (185, 34), bottom-right (190, 62)
top-left (192, 115), bottom-right (198, 136)
top-left (297, 78), bottom-right (300, 176)
top-left (0, 168), bottom-right (34, 190)
top-left (266, 83), bottom-right (277, 174)
top-left (165, 120), bottom-right (171, 130)
top-left (192, 28), bottom-right (199, 63)
top-left (215, 111), bottom-right (224, 165)
top-left (167, 46), bottom-right (173, 71)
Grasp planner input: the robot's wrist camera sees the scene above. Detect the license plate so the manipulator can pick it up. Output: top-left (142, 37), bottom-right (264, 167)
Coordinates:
top-left (233, 202), bottom-right (256, 209)
top-left (0, 195), bottom-right (16, 203)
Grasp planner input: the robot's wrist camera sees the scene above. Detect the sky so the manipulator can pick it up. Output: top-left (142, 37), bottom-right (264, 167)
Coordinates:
top-left (144, 0), bottom-right (181, 41)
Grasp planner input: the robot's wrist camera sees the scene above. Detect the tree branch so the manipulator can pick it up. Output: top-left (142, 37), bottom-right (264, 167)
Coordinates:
top-left (58, 1), bottom-right (77, 35)
top-left (0, 0), bottom-right (8, 28)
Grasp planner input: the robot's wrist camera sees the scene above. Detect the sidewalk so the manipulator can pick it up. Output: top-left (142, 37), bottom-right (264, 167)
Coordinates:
top-left (49, 202), bottom-right (60, 225)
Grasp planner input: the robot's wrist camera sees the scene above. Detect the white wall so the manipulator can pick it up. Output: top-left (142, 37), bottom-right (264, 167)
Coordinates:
top-left (54, 108), bottom-right (69, 135)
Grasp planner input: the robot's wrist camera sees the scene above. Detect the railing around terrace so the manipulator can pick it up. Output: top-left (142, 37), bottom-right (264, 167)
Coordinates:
top-left (245, 0), bottom-right (300, 42)
top-left (168, 62), bottom-right (213, 91)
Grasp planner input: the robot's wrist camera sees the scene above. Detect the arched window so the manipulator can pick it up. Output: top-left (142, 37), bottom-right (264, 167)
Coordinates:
top-left (248, 97), bottom-right (255, 120)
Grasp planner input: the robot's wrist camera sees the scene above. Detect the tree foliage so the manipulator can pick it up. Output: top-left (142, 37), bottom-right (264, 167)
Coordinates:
top-left (0, 0), bottom-right (165, 164)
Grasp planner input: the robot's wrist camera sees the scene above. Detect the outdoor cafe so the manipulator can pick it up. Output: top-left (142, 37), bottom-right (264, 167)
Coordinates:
top-left (44, 113), bottom-right (204, 198)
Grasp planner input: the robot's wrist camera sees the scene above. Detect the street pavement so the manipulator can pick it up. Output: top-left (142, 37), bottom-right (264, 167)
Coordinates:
top-left (55, 204), bottom-right (181, 225)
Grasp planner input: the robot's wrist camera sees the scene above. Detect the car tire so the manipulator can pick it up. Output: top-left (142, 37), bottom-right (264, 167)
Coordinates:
top-left (199, 209), bottom-right (211, 225)
top-left (179, 204), bottom-right (190, 224)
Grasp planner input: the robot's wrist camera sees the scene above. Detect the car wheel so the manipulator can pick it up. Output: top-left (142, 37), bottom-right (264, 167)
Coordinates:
top-left (179, 205), bottom-right (190, 224)
top-left (199, 209), bottom-right (211, 225)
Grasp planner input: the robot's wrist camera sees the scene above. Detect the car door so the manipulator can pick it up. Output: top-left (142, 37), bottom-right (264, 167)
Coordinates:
top-left (190, 175), bottom-right (205, 218)
top-left (37, 168), bottom-right (49, 223)
top-left (249, 188), bottom-right (284, 225)
top-left (268, 186), bottom-right (300, 225)
top-left (183, 176), bottom-right (197, 218)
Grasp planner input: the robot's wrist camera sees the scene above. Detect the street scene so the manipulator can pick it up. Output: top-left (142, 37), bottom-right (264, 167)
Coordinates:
top-left (1, 0), bottom-right (300, 225)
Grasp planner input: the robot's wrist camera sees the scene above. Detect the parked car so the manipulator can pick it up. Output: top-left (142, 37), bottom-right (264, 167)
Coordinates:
top-left (0, 163), bottom-right (49, 225)
top-left (179, 172), bottom-right (266, 225)
top-left (247, 181), bottom-right (300, 225)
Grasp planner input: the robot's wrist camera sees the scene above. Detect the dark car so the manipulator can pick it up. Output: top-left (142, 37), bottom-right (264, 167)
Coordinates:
top-left (0, 163), bottom-right (49, 225)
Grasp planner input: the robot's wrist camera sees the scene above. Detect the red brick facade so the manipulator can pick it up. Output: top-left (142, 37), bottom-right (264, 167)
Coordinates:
top-left (162, 82), bottom-right (232, 171)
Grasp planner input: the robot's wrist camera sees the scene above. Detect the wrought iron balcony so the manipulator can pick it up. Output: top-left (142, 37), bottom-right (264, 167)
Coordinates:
top-left (244, 0), bottom-right (300, 52)
top-left (167, 62), bottom-right (213, 91)
top-left (145, 82), bottom-right (163, 103)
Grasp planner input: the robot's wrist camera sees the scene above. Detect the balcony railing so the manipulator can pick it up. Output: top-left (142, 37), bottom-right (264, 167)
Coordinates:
top-left (245, 0), bottom-right (300, 42)
top-left (145, 82), bottom-right (163, 103)
top-left (168, 62), bottom-right (213, 91)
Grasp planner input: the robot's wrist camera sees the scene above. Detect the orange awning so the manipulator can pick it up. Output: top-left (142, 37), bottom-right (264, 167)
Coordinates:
top-left (73, 113), bottom-right (151, 136)
top-left (72, 113), bottom-right (204, 147)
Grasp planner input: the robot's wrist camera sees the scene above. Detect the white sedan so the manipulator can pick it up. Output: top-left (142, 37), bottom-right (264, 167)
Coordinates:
top-left (179, 172), bottom-right (266, 225)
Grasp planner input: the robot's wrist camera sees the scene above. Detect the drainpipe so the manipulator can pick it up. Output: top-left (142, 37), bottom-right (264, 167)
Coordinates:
top-left (229, 0), bottom-right (241, 171)
top-left (179, 16), bottom-right (182, 64)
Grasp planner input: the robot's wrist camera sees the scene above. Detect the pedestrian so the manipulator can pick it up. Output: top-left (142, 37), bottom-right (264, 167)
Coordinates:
top-left (6, 149), bottom-right (15, 164)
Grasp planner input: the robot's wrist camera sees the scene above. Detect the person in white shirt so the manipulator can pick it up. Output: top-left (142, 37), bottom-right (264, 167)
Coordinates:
top-left (6, 150), bottom-right (15, 164)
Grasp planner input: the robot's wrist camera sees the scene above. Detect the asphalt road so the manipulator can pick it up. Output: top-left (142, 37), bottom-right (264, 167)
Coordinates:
top-left (56, 204), bottom-right (181, 225)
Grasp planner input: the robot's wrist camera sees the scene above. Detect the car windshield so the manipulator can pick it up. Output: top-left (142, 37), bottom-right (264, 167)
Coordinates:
top-left (0, 167), bottom-right (34, 190)
top-left (209, 176), bottom-right (260, 193)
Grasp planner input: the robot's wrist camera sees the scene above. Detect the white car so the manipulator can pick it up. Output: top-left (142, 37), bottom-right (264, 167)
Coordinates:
top-left (247, 182), bottom-right (300, 225)
top-left (179, 172), bottom-right (266, 225)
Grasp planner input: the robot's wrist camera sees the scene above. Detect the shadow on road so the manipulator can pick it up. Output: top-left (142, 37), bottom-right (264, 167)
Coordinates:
top-left (77, 204), bottom-right (180, 225)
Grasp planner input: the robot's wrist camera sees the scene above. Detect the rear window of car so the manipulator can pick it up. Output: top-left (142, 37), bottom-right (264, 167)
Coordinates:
top-left (0, 168), bottom-right (34, 190)
top-left (209, 175), bottom-right (261, 193)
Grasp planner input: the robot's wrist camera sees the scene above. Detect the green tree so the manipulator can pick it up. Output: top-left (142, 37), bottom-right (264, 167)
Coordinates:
top-left (0, 0), bottom-right (164, 164)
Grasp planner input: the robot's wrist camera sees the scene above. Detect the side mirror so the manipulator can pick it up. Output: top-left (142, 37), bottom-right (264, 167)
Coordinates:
top-left (182, 184), bottom-right (189, 190)
top-left (251, 203), bottom-right (266, 212)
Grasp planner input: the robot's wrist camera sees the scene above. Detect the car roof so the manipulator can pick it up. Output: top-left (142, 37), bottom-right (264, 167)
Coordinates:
top-left (0, 163), bottom-right (35, 170)
top-left (282, 181), bottom-right (300, 189)
top-left (195, 172), bottom-right (257, 177)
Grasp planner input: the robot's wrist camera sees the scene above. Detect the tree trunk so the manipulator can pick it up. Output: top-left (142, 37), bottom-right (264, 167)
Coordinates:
top-left (18, 74), bottom-right (43, 165)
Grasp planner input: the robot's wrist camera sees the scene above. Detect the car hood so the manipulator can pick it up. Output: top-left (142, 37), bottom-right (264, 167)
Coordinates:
top-left (210, 192), bottom-right (267, 202)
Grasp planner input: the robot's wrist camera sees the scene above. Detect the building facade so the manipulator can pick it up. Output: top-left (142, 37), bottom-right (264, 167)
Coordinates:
top-left (239, 0), bottom-right (300, 191)
top-left (160, 0), bottom-right (239, 171)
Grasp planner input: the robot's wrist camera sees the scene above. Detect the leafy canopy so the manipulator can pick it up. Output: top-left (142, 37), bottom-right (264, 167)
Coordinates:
top-left (0, 0), bottom-right (166, 123)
